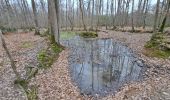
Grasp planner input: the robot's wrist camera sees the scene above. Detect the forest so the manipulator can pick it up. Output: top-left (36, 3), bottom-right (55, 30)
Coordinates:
top-left (0, 0), bottom-right (170, 100)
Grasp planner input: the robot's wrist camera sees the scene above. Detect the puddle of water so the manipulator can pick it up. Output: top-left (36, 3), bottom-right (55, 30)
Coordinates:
top-left (61, 36), bottom-right (145, 96)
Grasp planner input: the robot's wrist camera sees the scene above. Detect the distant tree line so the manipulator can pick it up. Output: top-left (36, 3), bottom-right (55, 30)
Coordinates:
top-left (0, 0), bottom-right (170, 32)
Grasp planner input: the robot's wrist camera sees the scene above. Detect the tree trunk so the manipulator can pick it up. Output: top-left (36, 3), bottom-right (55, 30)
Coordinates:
top-left (79, 0), bottom-right (87, 31)
top-left (48, 0), bottom-right (60, 44)
top-left (31, 0), bottom-right (40, 35)
top-left (143, 0), bottom-right (149, 29)
top-left (131, 0), bottom-right (135, 32)
top-left (90, 0), bottom-right (94, 30)
top-left (159, 0), bottom-right (170, 32)
top-left (153, 0), bottom-right (160, 32)
top-left (105, 0), bottom-right (109, 30)
top-left (0, 30), bottom-right (21, 80)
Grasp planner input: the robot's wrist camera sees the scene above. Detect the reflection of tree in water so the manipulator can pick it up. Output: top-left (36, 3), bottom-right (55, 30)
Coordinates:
top-left (63, 36), bottom-right (143, 95)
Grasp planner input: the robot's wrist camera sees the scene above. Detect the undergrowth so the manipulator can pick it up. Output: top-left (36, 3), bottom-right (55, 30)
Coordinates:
top-left (20, 41), bottom-right (33, 48)
top-left (14, 32), bottom-right (64, 100)
top-left (79, 31), bottom-right (98, 38)
top-left (37, 44), bottom-right (63, 69)
top-left (0, 26), bottom-right (17, 33)
top-left (14, 67), bottom-right (38, 100)
top-left (144, 32), bottom-right (170, 58)
top-left (37, 39), bottom-right (64, 69)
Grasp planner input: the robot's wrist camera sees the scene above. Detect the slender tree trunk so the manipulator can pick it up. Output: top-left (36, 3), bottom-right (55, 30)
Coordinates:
top-left (31, 0), bottom-right (40, 35)
top-left (137, 0), bottom-right (143, 27)
top-left (4, 0), bottom-right (13, 28)
top-left (90, 0), bottom-right (94, 30)
top-left (124, 0), bottom-right (130, 26)
top-left (0, 31), bottom-right (21, 80)
top-left (72, 0), bottom-right (75, 30)
top-left (143, 0), bottom-right (149, 29)
top-left (131, 0), bottom-right (135, 32)
top-left (159, 0), bottom-right (170, 32)
top-left (158, 0), bottom-right (166, 27)
top-left (66, 0), bottom-right (68, 30)
top-left (79, 0), bottom-right (87, 31)
top-left (153, 0), bottom-right (160, 32)
top-left (105, 0), bottom-right (109, 30)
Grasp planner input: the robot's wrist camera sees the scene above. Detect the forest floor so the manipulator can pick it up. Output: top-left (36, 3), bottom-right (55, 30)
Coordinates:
top-left (0, 30), bottom-right (170, 100)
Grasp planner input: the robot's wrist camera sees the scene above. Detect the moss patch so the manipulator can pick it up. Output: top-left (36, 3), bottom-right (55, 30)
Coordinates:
top-left (37, 43), bottom-right (63, 69)
top-left (143, 48), bottom-right (170, 58)
top-left (37, 50), bottom-right (53, 68)
top-left (26, 85), bottom-right (38, 100)
top-left (144, 33), bottom-right (170, 58)
top-left (20, 41), bottom-right (33, 48)
top-left (14, 79), bottom-right (28, 89)
top-left (79, 32), bottom-right (98, 38)
top-left (14, 65), bottom-right (39, 100)
top-left (0, 26), bottom-right (17, 33)
top-left (14, 79), bottom-right (38, 100)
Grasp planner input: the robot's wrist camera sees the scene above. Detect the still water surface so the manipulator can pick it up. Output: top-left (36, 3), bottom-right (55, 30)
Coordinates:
top-left (62, 36), bottom-right (144, 96)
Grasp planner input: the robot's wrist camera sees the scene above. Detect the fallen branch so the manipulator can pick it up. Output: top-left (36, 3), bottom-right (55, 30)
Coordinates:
top-left (0, 30), bottom-right (21, 80)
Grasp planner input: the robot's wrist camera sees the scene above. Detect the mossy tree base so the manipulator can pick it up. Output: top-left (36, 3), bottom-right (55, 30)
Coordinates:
top-left (144, 32), bottom-right (170, 58)
top-left (37, 42), bottom-right (64, 69)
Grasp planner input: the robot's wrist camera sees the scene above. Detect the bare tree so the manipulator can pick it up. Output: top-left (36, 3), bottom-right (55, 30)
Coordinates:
top-left (105, 0), bottom-right (109, 29)
top-left (48, 0), bottom-right (60, 44)
top-left (0, 30), bottom-right (20, 80)
top-left (31, 0), bottom-right (40, 35)
top-left (159, 0), bottom-right (170, 32)
top-left (90, 0), bottom-right (95, 30)
top-left (79, 0), bottom-right (87, 31)
top-left (143, 0), bottom-right (149, 29)
top-left (131, 0), bottom-right (135, 32)
top-left (153, 0), bottom-right (160, 32)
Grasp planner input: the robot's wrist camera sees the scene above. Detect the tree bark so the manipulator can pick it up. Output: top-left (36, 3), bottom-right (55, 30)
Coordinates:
top-left (131, 0), bottom-right (135, 32)
top-left (79, 0), bottom-right (87, 31)
top-left (48, 0), bottom-right (60, 44)
top-left (159, 0), bottom-right (170, 32)
top-left (153, 0), bottom-right (160, 32)
top-left (31, 0), bottom-right (40, 35)
top-left (0, 30), bottom-right (20, 80)
top-left (90, 0), bottom-right (94, 30)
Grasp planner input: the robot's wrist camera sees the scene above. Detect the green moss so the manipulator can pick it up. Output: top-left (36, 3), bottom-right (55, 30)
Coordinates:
top-left (37, 43), bottom-right (63, 69)
top-left (51, 43), bottom-right (63, 53)
top-left (144, 33), bottom-right (170, 58)
top-left (14, 79), bottom-right (28, 89)
top-left (0, 26), bottom-right (17, 33)
top-left (145, 33), bottom-right (164, 48)
top-left (79, 32), bottom-right (98, 38)
top-left (144, 48), bottom-right (170, 58)
top-left (27, 86), bottom-right (38, 100)
top-left (20, 42), bottom-right (32, 48)
top-left (50, 34), bottom-right (56, 44)
top-left (14, 79), bottom-right (38, 100)
top-left (37, 50), bottom-right (53, 68)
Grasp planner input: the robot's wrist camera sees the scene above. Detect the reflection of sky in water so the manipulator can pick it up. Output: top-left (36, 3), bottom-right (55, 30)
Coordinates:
top-left (62, 36), bottom-right (144, 96)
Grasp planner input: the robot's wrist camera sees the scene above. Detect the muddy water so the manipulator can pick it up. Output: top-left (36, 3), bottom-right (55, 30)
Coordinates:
top-left (62, 36), bottom-right (145, 96)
